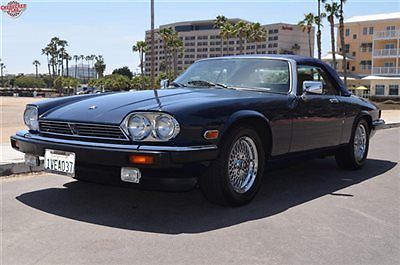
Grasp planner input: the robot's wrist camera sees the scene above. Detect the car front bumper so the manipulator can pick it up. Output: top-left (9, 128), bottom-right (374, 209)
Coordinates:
top-left (10, 131), bottom-right (219, 190)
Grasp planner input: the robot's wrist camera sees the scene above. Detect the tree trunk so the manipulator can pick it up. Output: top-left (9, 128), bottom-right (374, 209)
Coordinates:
top-left (66, 59), bottom-right (69, 77)
top-left (35, 66), bottom-right (38, 78)
top-left (239, 36), bottom-right (243, 55)
top-left (339, 0), bottom-right (347, 86)
top-left (308, 31), bottom-right (312, 57)
top-left (329, 17), bottom-right (337, 70)
top-left (220, 36), bottom-right (223, 56)
top-left (75, 60), bottom-right (77, 78)
top-left (173, 49), bottom-right (178, 78)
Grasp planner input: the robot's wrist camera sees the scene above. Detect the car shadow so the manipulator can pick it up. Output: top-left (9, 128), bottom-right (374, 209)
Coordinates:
top-left (17, 157), bottom-right (396, 234)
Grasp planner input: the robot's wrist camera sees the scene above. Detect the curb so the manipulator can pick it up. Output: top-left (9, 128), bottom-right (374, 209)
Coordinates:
top-left (381, 122), bottom-right (400, 130)
top-left (1, 123), bottom-right (399, 177)
top-left (0, 160), bottom-right (44, 177)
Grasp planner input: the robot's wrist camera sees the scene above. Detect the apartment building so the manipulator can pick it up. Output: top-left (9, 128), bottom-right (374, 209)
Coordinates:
top-left (333, 12), bottom-right (400, 98)
top-left (144, 19), bottom-right (314, 77)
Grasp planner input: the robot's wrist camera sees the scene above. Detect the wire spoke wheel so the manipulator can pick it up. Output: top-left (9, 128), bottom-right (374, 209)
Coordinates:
top-left (353, 123), bottom-right (367, 162)
top-left (228, 136), bottom-right (259, 194)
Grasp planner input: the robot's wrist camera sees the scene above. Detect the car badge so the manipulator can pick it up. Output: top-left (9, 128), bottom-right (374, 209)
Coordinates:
top-left (68, 123), bottom-right (79, 135)
top-left (88, 105), bottom-right (97, 110)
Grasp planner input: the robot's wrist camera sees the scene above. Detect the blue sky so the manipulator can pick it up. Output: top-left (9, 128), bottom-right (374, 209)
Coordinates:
top-left (1, 0), bottom-right (399, 75)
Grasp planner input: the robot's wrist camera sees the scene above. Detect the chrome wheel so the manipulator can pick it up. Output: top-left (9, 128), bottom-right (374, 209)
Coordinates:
top-left (228, 136), bottom-right (259, 194)
top-left (354, 123), bottom-right (367, 162)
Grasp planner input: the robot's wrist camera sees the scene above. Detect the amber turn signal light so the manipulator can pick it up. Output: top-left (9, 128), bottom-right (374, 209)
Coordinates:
top-left (129, 155), bottom-right (154, 165)
top-left (204, 130), bottom-right (219, 140)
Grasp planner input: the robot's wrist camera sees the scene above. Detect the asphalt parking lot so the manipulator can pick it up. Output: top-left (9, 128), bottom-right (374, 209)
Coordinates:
top-left (1, 128), bottom-right (399, 265)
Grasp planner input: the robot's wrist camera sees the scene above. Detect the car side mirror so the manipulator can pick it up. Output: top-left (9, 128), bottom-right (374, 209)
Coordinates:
top-left (160, 79), bottom-right (170, 89)
top-left (302, 81), bottom-right (323, 95)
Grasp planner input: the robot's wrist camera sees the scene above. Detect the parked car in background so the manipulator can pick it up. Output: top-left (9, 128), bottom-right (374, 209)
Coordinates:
top-left (11, 55), bottom-right (385, 206)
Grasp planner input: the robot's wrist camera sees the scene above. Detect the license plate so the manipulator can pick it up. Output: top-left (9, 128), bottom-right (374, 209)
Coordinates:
top-left (44, 149), bottom-right (75, 176)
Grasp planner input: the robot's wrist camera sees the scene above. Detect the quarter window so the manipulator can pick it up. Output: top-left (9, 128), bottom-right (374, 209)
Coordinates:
top-left (297, 65), bottom-right (337, 95)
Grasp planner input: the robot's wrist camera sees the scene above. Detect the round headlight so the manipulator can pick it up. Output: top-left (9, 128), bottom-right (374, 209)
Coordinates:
top-left (155, 115), bottom-right (179, 140)
top-left (23, 106), bottom-right (39, 131)
top-left (127, 114), bottom-right (151, 140)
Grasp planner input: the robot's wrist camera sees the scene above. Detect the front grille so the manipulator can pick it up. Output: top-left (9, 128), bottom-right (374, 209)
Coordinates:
top-left (39, 120), bottom-right (129, 141)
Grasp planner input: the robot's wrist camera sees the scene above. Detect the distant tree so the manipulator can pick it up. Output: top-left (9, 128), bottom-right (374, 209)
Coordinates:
top-left (131, 75), bottom-right (150, 90)
top-left (15, 76), bottom-right (46, 88)
top-left (214, 15), bottom-right (228, 56)
top-left (53, 76), bottom-right (80, 95)
top-left (298, 13), bottom-right (317, 57)
top-left (112, 66), bottom-right (133, 79)
top-left (94, 55), bottom-right (106, 78)
top-left (132, 41), bottom-right (148, 89)
top-left (32, 60), bottom-right (40, 78)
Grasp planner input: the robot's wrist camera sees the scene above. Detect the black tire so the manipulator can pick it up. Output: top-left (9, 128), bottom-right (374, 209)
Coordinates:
top-left (335, 118), bottom-right (370, 170)
top-left (199, 125), bottom-right (266, 206)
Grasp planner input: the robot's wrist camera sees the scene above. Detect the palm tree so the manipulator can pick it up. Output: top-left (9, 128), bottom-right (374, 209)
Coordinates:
top-left (79, 55), bottom-right (85, 81)
top-left (168, 32), bottom-right (184, 78)
top-left (94, 55), bottom-right (106, 79)
top-left (85, 55), bottom-right (91, 81)
top-left (298, 13), bottom-right (316, 57)
top-left (41, 48), bottom-right (51, 76)
top-left (158, 27), bottom-right (174, 75)
top-left (247, 22), bottom-right (267, 54)
top-left (73, 55), bottom-right (79, 78)
top-left (32, 60), bottom-right (40, 77)
top-left (339, 0), bottom-right (347, 86)
top-left (65, 54), bottom-right (71, 77)
top-left (235, 20), bottom-right (249, 55)
top-left (132, 40), bottom-right (148, 89)
top-left (150, 0), bottom-right (155, 88)
top-left (325, 1), bottom-right (340, 70)
top-left (214, 15), bottom-right (228, 56)
top-left (220, 21), bottom-right (236, 56)
top-left (316, 0), bottom-right (327, 60)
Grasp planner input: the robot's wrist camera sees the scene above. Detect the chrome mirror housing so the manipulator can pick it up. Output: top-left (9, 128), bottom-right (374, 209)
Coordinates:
top-left (160, 79), bottom-right (170, 89)
top-left (302, 81), bottom-right (323, 95)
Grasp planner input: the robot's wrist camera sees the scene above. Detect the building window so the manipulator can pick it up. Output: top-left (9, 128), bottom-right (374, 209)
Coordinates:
top-left (353, 34), bottom-right (357, 39)
top-left (369, 27), bottom-right (374, 35)
top-left (351, 66), bottom-right (356, 71)
top-left (345, 28), bottom-right (350, 36)
top-left (352, 51), bottom-right (356, 56)
top-left (363, 27), bottom-right (368, 35)
top-left (389, 85), bottom-right (399, 96)
top-left (375, 85), bottom-right (385, 96)
top-left (344, 44), bottom-right (350, 53)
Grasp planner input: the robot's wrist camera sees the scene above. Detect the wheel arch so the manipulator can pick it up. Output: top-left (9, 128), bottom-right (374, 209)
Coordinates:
top-left (220, 110), bottom-right (273, 158)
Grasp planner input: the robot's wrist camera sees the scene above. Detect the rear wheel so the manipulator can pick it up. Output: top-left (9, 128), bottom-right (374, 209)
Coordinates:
top-left (199, 126), bottom-right (266, 206)
top-left (335, 119), bottom-right (369, 170)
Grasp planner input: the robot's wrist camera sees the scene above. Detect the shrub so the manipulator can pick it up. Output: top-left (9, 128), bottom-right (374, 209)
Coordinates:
top-left (15, 76), bottom-right (46, 88)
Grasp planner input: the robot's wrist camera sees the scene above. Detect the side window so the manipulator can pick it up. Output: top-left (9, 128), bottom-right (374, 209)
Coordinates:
top-left (297, 65), bottom-right (338, 95)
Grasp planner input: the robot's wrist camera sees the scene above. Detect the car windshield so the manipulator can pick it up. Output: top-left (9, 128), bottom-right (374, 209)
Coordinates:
top-left (174, 58), bottom-right (290, 93)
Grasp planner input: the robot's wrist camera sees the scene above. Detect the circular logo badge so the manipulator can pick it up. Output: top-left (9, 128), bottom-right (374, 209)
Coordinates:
top-left (1, 1), bottom-right (27, 18)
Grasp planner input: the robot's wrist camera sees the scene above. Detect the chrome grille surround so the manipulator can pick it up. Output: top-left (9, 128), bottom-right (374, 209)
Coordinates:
top-left (39, 120), bottom-right (129, 141)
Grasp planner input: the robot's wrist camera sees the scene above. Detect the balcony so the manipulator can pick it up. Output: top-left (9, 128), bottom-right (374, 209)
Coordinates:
top-left (373, 48), bottom-right (399, 58)
top-left (374, 30), bottom-right (399, 40)
top-left (372, 67), bottom-right (400, 75)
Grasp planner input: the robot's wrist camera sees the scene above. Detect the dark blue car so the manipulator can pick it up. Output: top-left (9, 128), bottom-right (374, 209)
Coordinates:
top-left (11, 55), bottom-right (385, 206)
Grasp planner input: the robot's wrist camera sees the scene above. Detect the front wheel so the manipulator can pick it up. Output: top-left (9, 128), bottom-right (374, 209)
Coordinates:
top-left (199, 126), bottom-right (266, 206)
top-left (335, 119), bottom-right (370, 170)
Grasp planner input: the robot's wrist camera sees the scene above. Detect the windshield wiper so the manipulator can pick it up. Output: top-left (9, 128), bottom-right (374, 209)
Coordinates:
top-left (171, 81), bottom-right (187, 87)
top-left (187, 80), bottom-right (232, 89)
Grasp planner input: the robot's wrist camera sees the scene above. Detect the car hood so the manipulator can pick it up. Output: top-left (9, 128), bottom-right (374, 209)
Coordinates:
top-left (41, 88), bottom-right (270, 124)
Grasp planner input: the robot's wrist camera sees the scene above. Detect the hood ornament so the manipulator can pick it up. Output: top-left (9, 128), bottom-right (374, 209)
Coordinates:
top-left (88, 105), bottom-right (97, 110)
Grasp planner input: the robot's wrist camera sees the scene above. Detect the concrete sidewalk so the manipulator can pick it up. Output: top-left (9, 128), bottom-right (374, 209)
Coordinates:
top-left (1, 110), bottom-right (399, 176)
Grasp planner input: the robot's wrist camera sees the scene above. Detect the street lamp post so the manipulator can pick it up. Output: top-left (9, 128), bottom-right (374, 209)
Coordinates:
top-left (0, 63), bottom-right (5, 88)
top-left (150, 0), bottom-right (155, 89)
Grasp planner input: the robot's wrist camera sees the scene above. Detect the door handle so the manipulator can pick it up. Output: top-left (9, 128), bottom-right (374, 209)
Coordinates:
top-left (329, 98), bottom-right (339, 104)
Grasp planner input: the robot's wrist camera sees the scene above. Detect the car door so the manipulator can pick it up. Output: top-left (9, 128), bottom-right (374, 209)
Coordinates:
top-left (290, 64), bottom-right (345, 152)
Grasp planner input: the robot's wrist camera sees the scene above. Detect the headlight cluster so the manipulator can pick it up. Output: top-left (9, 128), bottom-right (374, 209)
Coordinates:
top-left (122, 112), bottom-right (180, 141)
top-left (23, 105), bottom-right (39, 131)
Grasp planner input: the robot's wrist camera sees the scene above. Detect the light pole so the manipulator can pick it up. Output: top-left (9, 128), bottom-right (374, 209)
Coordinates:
top-left (0, 63), bottom-right (5, 87)
top-left (150, 0), bottom-right (155, 89)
